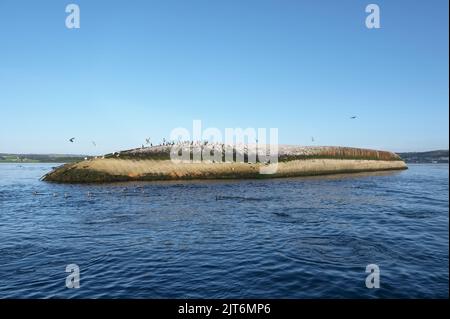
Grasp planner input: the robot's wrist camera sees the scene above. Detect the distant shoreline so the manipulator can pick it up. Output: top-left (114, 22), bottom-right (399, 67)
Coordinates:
top-left (397, 150), bottom-right (449, 164)
top-left (0, 154), bottom-right (87, 164)
top-left (1, 149), bottom-right (447, 164)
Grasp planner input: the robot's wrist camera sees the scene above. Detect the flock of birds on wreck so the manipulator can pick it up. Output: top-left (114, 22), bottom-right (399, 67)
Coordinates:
top-left (66, 116), bottom-right (358, 159)
top-left (69, 138), bottom-right (265, 160)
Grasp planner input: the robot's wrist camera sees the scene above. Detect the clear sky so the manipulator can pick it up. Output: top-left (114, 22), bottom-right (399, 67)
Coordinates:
top-left (0, 0), bottom-right (448, 155)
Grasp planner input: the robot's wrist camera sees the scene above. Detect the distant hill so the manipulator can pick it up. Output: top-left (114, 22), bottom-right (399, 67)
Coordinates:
top-left (397, 150), bottom-right (449, 163)
top-left (0, 153), bottom-right (89, 163)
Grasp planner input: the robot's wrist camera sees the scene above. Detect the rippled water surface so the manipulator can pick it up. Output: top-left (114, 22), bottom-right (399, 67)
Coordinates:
top-left (0, 163), bottom-right (448, 298)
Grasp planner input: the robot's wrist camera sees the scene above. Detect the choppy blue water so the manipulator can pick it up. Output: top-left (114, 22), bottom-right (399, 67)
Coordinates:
top-left (0, 163), bottom-right (448, 298)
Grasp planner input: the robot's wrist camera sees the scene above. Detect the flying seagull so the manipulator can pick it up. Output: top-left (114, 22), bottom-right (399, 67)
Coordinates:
top-left (69, 137), bottom-right (75, 143)
top-left (145, 138), bottom-right (151, 145)
top-left (350, 116), bottom-right (357, 119)
top-left (92, 141), bottom-right (96, 147)
top-left (311, 136), bottom-right (315, 142)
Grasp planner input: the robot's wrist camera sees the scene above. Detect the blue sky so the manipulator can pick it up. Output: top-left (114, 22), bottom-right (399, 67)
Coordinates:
top-left (0, 0), bottom-right (448, 154)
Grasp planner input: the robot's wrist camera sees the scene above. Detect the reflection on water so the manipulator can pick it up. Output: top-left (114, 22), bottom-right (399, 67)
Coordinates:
top-left (0, 163), bottom-right (448, 298)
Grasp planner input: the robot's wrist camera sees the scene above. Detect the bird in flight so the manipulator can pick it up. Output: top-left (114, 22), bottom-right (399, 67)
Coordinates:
top-left (350, 116), bottom-right (357, 119)
top-left (145, 138), bottom-right (151, 145)
top-left (69, 137), bottom-right (75, 143)
top-left (311, 136), bottom-right (315, 142)
top-left (92, 141), bottom-right (96, 147)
